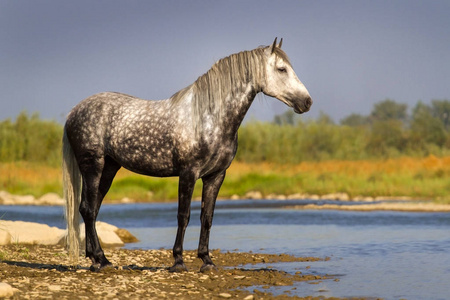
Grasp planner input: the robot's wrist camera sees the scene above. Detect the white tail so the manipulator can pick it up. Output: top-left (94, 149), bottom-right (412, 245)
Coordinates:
top-left (62, 129), bottom-right (82, 264)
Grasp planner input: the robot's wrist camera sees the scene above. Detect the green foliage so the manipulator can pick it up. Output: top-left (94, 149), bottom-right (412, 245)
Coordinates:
top-left (410, 102), bottom-right (447, 150)
top-left (2, 99), bottom-right (450, 168)
top-left (0, 112), bottom-right (63, 166)
top-left (370, 98), bottom-right (408, 123)
top-left (236, 99), bottom-right (450, 163)
top-left (1, 104), bottom-right (450, 202)
top-left (430, 99), bottom-right (450, 130)
top-left (340, 113), bottom-right (370, 127)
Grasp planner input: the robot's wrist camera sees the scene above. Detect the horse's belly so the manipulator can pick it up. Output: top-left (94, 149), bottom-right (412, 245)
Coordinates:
top-left (108, 146), bottom-right (178, 177)
top-left (120, 158), bottom-right (178, 177)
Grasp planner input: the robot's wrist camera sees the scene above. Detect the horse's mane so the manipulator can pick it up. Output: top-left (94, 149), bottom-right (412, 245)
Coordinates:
top-left (170, 46), bottom-right (290, 136)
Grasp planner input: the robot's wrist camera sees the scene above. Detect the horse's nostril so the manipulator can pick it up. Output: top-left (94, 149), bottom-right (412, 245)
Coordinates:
top-left (306, 97), bottom-right (312, 108)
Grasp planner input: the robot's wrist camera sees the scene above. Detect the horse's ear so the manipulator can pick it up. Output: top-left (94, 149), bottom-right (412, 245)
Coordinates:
top-left (278, 38), bottom-right (283, 49)
top-left (271, 37), bottom-right (277, 54)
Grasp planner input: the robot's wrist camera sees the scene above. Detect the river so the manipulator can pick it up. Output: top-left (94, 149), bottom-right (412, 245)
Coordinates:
top-left (1, 199), bottom-right (449, 300)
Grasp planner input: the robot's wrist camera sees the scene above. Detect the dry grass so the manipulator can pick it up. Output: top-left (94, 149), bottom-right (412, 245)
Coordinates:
top-left (230, 155), bottom-right (450, 177)
top-left (0, 162), bottom-right (62, 197)
top-left (1, 155), bottom-right (449, 202)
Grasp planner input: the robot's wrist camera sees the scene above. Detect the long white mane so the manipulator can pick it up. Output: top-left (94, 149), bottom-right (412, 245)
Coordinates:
top-left (170, 47), bottom-right (271, 135)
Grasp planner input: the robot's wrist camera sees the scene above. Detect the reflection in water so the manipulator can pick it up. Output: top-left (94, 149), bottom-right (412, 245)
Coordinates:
top-left (1, 200), bottom-right (449, 300)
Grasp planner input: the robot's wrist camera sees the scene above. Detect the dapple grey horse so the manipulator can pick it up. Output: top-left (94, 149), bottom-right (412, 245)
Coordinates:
top-left (63, 38), bottom-right (312, 272)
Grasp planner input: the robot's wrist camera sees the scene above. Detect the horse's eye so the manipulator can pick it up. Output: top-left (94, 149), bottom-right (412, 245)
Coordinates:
top-left (278, 67), bottom-right (287, 73)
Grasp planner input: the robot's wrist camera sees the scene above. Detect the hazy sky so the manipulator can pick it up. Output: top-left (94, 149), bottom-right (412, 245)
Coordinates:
top-left (1, 0), bottom-right (449, 123)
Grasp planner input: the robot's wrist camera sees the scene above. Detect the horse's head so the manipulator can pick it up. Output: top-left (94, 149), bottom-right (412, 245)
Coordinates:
top-left (262, 38), bottom-right (312, 114)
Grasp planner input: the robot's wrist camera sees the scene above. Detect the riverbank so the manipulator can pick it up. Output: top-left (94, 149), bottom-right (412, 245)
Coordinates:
top-left (0, 245), bottom-right (330, 299)
top-left (2, 189), bottom-right (450, 213)
top-left (2, 157), bottom-right (450, 204)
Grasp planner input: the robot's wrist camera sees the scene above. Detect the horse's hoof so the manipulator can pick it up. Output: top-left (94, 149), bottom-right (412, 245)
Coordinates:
top-left (89, 262), bottom-right (113, 272)
top-left (200, 263), bottom-right (217, 273)
top-left (169, 263), bottom-right (188, 273)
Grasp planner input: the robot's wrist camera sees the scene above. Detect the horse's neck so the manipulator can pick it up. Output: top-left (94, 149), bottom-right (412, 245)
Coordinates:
top-left (208, 82), bottom-right (258, 140)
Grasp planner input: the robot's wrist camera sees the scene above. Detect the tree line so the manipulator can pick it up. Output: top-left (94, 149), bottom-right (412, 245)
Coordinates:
top-left (0, 112), bottom-right (62, 166)
top-left (1, 99), bottom-right (450, 166)
top-left (236, 99), bottom-right (450, 163)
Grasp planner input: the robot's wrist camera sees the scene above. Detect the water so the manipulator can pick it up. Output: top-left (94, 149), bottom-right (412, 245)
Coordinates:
top-left (1, 199), bottom-right (449, 300)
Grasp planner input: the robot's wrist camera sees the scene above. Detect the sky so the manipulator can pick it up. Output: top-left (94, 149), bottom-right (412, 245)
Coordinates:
top-left (1, 0), bottom-right (449, 123)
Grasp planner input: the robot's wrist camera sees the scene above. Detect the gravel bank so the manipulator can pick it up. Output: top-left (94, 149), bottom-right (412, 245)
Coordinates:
top-left (0, 245), bottom-right (333, 299)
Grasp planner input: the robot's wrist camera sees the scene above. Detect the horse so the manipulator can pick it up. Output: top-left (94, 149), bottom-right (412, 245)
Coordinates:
top-left (62, 38), bottom-right (312, 272)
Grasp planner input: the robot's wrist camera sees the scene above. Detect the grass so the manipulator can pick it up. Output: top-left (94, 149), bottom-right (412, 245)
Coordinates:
top-left (1, 156), bottom-right (450, 203)
top-left (0, 162), bottom-right (62, 197)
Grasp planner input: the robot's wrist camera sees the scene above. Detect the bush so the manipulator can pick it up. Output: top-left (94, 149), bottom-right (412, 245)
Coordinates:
top-left (0, 112), bottom-right (63, 166)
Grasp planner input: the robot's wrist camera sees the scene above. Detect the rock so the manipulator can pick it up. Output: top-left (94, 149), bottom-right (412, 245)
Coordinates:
top-left (0, 230), bottom-right (11, 246)
top-left (199, 275), bottom-right (209, 282)
top-left (37, 193), bottom-right (64, 206)
top-left (48, 285), bottom-right (62, 292)
top-left (0, 190), bottom-right (35, 205)
top-left (287, 193), bottom-right (308, 200)
top-left (218, 292), bottom-right (232, 298)
top-left (0, 220), bottom-right (65, 245)
top-left (230, 194), bottom-right (240, 200)
top-left (309, 194), bottom-right (320, 200)
top-left (0, 220), bottom-right (137, 247)
top-left (243, 295), bottom-right (254, 300)
top-left (0, 191), bottom-right (9, 204)
top-left (245, 191), bottom-right (262, 200)
top-left (120, 197), bottom-right (134, 203)
top-left (79, 221), bottom-right (124, 248)
top-left (266, 194), bottom-right (287, 200)
top-left (0, 282), bottom-right (18, 298)
top-left (115, 228), bottom-right (139, 243)
top-left (0, 191), bottom-right (64, 206)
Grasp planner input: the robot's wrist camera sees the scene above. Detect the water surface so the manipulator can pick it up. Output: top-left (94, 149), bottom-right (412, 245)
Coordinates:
top-left (1, 199), bottom-right (449, 300)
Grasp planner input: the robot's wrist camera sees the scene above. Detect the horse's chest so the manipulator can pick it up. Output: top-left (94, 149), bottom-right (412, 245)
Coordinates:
top-left (195, 138), bottom-right (237, 177)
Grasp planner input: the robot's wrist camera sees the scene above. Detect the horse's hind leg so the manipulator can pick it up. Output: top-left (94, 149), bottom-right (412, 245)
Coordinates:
top-left (198, 171), bottom-right (226, 272)
top-left (79, 155), bottom-right (120, 271)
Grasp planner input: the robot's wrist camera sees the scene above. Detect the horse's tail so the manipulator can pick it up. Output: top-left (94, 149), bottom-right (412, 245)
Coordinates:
top-left (62, 128), bottom-right (82, 264)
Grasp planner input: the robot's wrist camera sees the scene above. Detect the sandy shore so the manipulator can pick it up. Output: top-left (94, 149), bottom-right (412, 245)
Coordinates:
top-left (0, 245), bottom-right (336, 300)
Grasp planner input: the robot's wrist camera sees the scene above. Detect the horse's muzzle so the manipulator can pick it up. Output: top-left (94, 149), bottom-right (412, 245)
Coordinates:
top-left (294, 96), bottom-right (312, 114)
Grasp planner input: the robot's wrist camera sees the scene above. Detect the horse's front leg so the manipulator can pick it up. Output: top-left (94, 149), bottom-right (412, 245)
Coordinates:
top-left (169, 171), bottom-right (197, 272)
top-left (198, 171), bottom-right (226, 272)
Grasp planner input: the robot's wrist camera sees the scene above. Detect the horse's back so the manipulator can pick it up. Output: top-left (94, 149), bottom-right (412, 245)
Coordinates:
top-left (65, 92), bottom-right (180, 175)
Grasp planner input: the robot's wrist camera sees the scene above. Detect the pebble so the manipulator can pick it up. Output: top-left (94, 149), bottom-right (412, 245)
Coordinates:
top-left (182, 284), bottom-right (195, 289)
top-left (219, 292), bottom-right (232, 298)
top-left (48, 285), bottom-right (62, 292)
top-left (1, 245), bottom-right (323, 299)
top-left (0, 282), bottom-right (18, 298)
top-left (199, 275), bottom-right (209, 281)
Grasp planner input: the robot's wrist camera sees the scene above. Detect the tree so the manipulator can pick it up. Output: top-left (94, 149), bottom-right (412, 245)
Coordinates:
top-left (410, 101), bottom-right (446, 147)
top-left (370, 99), bottom-right (408, 123)
top-left (366, 120), bottom-right (406, 156)
top-left (340, 113), bottom-right (370, 127)
top-left (430, 99), bottom-right (450, 130)
top-left (273, 110), bottom-right (297, 125)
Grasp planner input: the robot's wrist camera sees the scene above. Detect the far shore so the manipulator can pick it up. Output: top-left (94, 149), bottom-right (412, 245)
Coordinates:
top-left (1, 190), bottom-right (450, 212)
